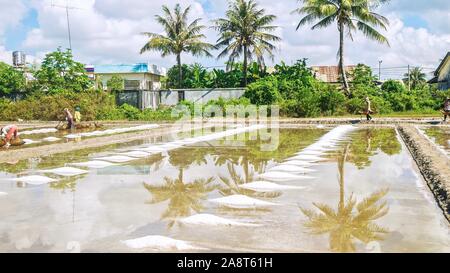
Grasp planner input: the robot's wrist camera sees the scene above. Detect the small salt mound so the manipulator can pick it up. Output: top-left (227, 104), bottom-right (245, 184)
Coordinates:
top-left (209, 194), bottom-right (279, 209)
top-left (269, 165), bottom-right (316, 173)
top-left (23, 139), bottom-right (40, 145)
top-left (19, 128), bottom-right (58, 135)
top-left (119, 151), bottom-right (151, 158)
top-left (303, 147), bottom-right (333, 152)
top-left (295, 150), bottom-right (324, 156)
top-left (288, 155), bottom-right (324, 161)
top-left (43, 137), bottom-right (61, 142)
top-left (122, 235), bottom-right (205, 251)
top-left (283, 160), bottom-right (316, 167)
top-left (65, 134), bottom-right (82, 139)
top-left (71, 161), bottom-right (117, 169)
top-left (239, 181), bottom-right (305, 192)
top-left (159, 143), bottom-right (182, 150)
top-left (0, 192), bottom-right (7, 196)
top-left (11, 175), bottom-right (57, 185)
top-left (259, 172), bottom-right (315, 181)
top-left (179, 214), bottom-right (259, 227)
top-left (40, 167), bottom-right (89, 177)
top-left (138, 146), bottom-right (167, 153)
top-left (95, 155), bottom-right (137, 163)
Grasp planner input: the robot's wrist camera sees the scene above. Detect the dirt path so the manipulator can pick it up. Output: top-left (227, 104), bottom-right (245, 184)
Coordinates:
top-left (398, 125), bottom-right (450, 221)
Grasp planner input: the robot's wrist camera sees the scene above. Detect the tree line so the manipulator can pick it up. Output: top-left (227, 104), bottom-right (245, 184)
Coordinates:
top-left (140, 0), bottom-right (391, 91)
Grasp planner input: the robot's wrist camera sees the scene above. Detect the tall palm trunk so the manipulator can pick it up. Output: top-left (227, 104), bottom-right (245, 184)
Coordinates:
top-left (177, 53), bottom-right (182, 89)
top-left (243, 44), bottom-right (248, 87)
top-left (338, 23), bottom-right (350, 93)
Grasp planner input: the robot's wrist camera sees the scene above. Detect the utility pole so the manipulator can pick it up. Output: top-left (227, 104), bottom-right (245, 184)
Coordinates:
top-left (51, 0), bottom-right (84, 51)
top-left (378, 60), bottom-right (383, 81)
top-left (407, 65), bottom-right (411, 91)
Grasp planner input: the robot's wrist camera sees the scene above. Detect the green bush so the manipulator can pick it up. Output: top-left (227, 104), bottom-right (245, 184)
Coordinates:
top-left (0, 90), bottom-right (115, 121)
top-left (244, 76), bottom-right (281, 105)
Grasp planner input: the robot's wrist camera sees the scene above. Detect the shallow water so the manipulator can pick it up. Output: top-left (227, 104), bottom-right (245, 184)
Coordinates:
top-left (0, 126), bottom-right (448, 253)
top-left (422, 126), bottom-right (450, 157)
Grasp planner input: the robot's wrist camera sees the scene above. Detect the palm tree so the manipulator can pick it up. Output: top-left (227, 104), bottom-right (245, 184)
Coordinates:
top-left (143, 170), bottom-right (216, 228)
top-left (213, 0), bottom-right (281, 86)
top-left (403, 67), bottom-right (427, 90)
top-left (293, 0), bottom-right (390, 93)
top-left (140, 4), bottom-right (215, 88)
top-left (300, 145), bottom-right (390, 252)
top-left (219, 162), bottom-right (281, 199)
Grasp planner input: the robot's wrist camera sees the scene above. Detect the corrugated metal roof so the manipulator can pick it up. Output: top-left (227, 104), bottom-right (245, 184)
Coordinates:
top-left (311, 65), bottom-right (356, 83)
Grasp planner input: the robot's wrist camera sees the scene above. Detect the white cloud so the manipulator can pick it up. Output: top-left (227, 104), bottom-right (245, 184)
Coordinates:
top-left (0, 0), bottom-right (27, 64)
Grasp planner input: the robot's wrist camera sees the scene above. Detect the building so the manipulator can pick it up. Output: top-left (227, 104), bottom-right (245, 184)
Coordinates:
top-left (87, 63), bottom-right (167, 91)
top-left (429, 52), bottom-right (450, 90)
top-left (311, 65), bottom-right (356, 83)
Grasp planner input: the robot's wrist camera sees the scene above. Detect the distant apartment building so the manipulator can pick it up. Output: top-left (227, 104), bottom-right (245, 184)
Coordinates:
top-left (86, 63), bottom-right (167, 91)
top-left (429, 52), bottom-right (450, 90)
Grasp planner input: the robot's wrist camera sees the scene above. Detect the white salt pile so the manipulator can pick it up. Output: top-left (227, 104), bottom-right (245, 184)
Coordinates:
top-left (269, 165), bottom-right (316, 173)
top-left (64, 124), bottom-right (160, 139)
top-left (94, 155), bottom-right (137, 163)
top-left (40, 167), bottom-right (89, 177)
top-left (11, 175), bottom-right (57, 185)
top-left (288, 154), bottom-right (324, 161)
top-left (179, 214), bottom-right (260, 227)
top-left (19, 128), bottom-right (58, 136)
top-left (259, 171), bottom-right (315, 181)
top-left (122, 235), bottom-right (206, 251)
top-left (209, 194), bottom-right (279, 209)
top-left (118, 151), bottom-right (151, 158)
top-left (22, 139), bottom-right (40, 145)
top-left (282, 160), bottom-right (316, 167)
top-left (71, 160), bottom-right (117, 169)
top-left (239, 181), bottom-right (306, 192)
top-left (42, 137), bottom-right (61, 142)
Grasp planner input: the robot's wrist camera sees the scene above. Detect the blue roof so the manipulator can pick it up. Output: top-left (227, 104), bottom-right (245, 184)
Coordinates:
top-left (94, 63), bottom-right (150, 73)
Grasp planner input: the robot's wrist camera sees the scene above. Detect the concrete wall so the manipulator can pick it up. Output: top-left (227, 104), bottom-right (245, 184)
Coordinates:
top-left (160, 88), bottom-right (246, 106)
top-left (438, 59), bottom-right (450, 90)
top-left (115, 88), bottom-right (246, 110)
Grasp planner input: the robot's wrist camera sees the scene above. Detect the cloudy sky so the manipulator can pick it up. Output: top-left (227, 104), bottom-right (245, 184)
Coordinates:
top-left (0, 0), bottom-right (449, 78)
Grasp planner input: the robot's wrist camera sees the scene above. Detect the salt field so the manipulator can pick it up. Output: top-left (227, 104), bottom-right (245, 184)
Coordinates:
top-left (0, 125), bottom-right (449, 252)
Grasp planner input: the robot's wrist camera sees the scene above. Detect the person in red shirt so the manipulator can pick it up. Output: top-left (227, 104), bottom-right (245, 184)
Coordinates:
top-left (1, 125), bottom-right (19, 148)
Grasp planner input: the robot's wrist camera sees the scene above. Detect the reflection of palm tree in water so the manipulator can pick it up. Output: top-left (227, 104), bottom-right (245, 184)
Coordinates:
top-left (300, 145), bottom-right (390, 252)
top-left (219, 162), bottom-right (281, 199)
top-left (143, 169), bottom-right (216, 228)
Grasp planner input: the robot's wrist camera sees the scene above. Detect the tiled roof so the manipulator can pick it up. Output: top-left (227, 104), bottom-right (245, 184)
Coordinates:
top-left (311, 65), bottom-right (356, 83)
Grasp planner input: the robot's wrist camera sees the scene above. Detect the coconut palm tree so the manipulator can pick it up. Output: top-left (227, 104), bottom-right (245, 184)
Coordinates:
top-left (403, 67), bottom-right (427, 90)
top-left (140, 4), bottom-right (215, 88)
top-left (293, 0), bottom-right (390, 93)
top-left (300, 145), bottom-right (390, 252)
top-left (143, 171), bottom-right (216, 228)
top-left (213, 0), bottom-right (281, 86)
top-left (219, 162), bottom-right (281, 199)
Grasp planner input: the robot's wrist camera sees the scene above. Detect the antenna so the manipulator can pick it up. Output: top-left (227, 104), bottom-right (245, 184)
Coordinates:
top-left (51, 0), bottom-right (85, 51)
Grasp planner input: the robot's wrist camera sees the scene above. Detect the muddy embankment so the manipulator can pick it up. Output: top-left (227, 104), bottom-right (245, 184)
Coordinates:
top-left (398, 125), bottom-right (450, 222)
top-left (0, 123), bottom-right (206, 164)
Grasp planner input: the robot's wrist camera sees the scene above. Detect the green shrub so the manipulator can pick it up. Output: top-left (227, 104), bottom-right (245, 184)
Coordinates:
top-left (244, 76), bottom-right (281, 105)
